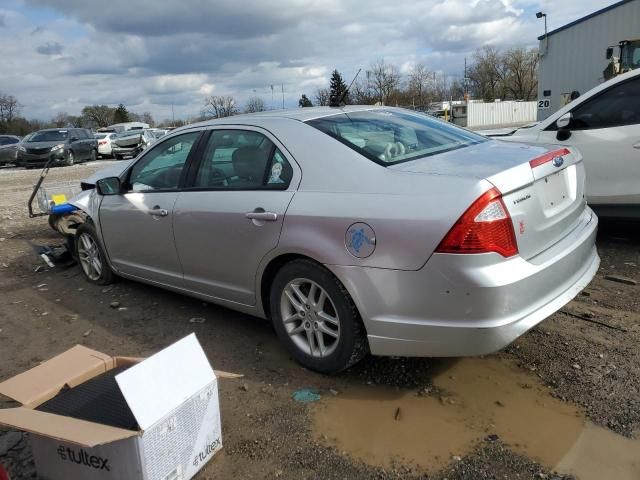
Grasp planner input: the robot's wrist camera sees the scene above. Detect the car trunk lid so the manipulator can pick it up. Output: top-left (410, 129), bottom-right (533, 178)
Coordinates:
top-left (390, 140), bottom-right (586, 260)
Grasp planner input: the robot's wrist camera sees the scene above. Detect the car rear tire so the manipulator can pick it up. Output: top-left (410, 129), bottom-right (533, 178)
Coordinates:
top-left (75, 223), bottom-right (114, 285)
top-left (65, 150), bottom-right (74, 166)
top-left (270, 259), bottom-right (368, 373)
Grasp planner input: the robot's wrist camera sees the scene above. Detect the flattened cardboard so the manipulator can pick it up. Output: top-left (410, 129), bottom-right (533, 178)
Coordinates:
top-left (0, 345), bottom-right (113, 407)
top-left (0, 408), bottom-right (137, 447)
top-left (115, 334), bottom-right (215, 430)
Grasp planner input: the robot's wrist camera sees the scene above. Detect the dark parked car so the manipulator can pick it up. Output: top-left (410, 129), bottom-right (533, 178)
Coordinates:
top-left (0, 135), bottom-right (20, 166)
top-left (16, 128), bottom-right (98, 168)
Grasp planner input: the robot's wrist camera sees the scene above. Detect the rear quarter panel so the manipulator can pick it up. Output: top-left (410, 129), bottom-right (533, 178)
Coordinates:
top-left (261, 119), bottom-right (490, 271)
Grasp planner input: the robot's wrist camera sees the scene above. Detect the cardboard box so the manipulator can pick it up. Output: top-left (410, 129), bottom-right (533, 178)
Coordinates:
top-left (0, 334), bottom-right (225, 480)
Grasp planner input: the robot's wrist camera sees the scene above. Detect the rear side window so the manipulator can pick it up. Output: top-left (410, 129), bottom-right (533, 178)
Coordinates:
top-left (569, 78), bottom-right (640, 129)
top-left (0, 137), bottom-right (18, 145)
top-left (194, 130), bottom-right (292, 190)
top-left (307, 110), bottom-right (486, 166)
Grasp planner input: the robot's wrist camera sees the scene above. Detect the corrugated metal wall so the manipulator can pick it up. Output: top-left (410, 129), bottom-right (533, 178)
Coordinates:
top-left (537, 0), bottom-right (640, 120)
top-left (467, 102), bottom-right (537, 127)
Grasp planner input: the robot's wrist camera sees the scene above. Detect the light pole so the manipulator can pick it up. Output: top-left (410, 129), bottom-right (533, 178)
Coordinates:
top-left (536, 11), bottom-right (548, 56)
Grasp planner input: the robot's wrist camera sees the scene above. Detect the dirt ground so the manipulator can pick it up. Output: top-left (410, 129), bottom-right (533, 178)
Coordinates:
top-left (0, 162), bottom-right (639, 480)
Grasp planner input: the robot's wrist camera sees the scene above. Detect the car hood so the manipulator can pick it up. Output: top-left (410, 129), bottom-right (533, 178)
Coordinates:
top-left (81, 159), bottom-right (133, 186)
top-left (389, 140), bottom-right (551, 181)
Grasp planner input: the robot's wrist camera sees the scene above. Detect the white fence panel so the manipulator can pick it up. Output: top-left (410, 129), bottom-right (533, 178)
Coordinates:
top-left (467, 101), bottom-right (537, 127)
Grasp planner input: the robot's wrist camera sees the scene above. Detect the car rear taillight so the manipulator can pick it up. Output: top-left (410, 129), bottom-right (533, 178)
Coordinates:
top-left (98, 140), bottom-right (107, 145)
top-left (436, 187), bottom-right (518, 257)
top-left (529, 147), bottom-right (571, 168)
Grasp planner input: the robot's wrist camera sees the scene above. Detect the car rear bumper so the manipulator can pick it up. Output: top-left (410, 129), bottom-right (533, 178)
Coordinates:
top-left (329, 207), bottom-right (599, 357)
top-left (98, 145), bottom-right (112, 155)
top-left (112, 146), bottom-right (138, 156)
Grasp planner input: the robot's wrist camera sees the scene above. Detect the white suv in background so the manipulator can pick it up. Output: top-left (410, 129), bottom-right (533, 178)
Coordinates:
top-left (489, 68), bottom-right (640, 218)
top-left (94, 132), bottom-right (117, 158)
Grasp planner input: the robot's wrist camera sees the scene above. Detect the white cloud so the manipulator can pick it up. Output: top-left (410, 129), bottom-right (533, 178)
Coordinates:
top-left (0, 0), bottom-right (619, 121)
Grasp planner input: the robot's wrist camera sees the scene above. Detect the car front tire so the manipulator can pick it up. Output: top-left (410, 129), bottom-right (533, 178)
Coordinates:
top-left (270, 259), bottom-right (368, 373)
top-left (65, 150), bottom-right (74, 166)
top-left (75, 223), bottom-right (114, 285)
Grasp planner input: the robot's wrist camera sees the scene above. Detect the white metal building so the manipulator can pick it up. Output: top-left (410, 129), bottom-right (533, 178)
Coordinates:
top-left (537, 0), bottom-right (640, 120)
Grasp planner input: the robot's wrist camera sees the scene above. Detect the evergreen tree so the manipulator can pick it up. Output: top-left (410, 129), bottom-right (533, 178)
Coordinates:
top-left (113, 103), bottom-right (129, 123)
top-left (298, 94), bottom-right (313, 107)
top-left (329, 70), bottom-right (349, 105)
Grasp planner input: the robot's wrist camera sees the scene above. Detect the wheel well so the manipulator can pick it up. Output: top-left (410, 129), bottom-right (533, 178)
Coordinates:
top-left (260, 253), bottom-right (316, 319)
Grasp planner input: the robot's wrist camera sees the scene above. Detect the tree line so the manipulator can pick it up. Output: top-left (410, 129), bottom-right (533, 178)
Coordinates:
top-left (1, 45), bottom-right (538, 134)
top-left (0, 99), bottom-right (163, 136)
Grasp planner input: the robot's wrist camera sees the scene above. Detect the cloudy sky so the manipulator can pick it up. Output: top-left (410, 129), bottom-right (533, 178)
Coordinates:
top-left (0, 0), bottom-right (616, 122)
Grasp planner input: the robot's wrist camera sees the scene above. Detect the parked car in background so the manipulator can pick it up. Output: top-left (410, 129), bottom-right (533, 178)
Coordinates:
top-left (0, 135), bottom-right (21, 166)
top-left (66, 106), bottom-right (598, 373)
top-left (98, 122), bottom-right (150, 134)
top-left (16, 128), bottom-right (98, 168)
top-left (483, 68), bottom-right (640, 218)
top-left (150, 129), bottom-right (168, 139)
top-left (94, 132), bottom-right (117, 158)
top-left (111, 129), bottom-right (156, 159)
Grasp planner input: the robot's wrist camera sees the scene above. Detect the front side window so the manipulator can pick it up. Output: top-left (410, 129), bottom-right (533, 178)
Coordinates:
top-left (194, 130), bottom-right (292, 189)
top-left (307, 110), bottom-right (486, 166)
top-left (128, 131), bottom-right (200, 192)
top-left (569, 78), bottom-right (640, 130)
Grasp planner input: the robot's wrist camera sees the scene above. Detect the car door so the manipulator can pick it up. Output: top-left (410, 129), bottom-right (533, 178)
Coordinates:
top-left (69, 129), bottom-right (86, 160)
top-left (98, 130), bottom-right (203, 286)
top-left (172, 128), bottom-right (299, 305)
top-left (535, 77), bottom-right (640, 206)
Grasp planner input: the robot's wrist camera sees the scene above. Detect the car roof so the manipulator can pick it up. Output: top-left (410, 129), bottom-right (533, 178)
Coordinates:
top-left (184, 105), bottom-right (388, 129)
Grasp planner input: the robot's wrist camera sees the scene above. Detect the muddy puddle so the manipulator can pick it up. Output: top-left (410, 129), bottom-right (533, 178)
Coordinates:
top-left (313, 358), bottom-right (640, 479)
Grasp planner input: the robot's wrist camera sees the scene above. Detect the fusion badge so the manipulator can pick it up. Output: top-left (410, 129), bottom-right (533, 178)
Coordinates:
top-left (346, 223), bottom-right (376, 258)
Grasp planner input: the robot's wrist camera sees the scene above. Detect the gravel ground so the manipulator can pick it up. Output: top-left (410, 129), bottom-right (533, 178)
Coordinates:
top-left (0, 162), bottom-right (638, 479)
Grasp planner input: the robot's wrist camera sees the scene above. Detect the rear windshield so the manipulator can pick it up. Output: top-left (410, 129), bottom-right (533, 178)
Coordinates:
top-left (306, 110), bottom-right (486, 166)
top-left (30, 130), bottom-right (69, 142)
top-left (94, 133), bottom-right (107, 139)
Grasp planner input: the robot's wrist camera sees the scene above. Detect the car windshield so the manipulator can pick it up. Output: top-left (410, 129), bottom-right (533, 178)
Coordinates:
top-left (306, 109), bottom-right (486, 166)
top-left (30, 130), bottom-right (69, 142)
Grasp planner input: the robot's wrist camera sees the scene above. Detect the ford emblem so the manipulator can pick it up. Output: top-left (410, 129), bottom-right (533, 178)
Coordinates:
top-left (552, 156), bottom-right (564, 168)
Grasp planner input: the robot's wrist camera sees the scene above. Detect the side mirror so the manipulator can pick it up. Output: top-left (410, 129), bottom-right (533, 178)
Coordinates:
top-left (556, 112), bottom-right (572, 129)
top-left (96, 176), bottom-right (121, 195)
top-left (556, 112), bottom-right (572, 141)
top-left (606, 47), bottom-right (613, 60)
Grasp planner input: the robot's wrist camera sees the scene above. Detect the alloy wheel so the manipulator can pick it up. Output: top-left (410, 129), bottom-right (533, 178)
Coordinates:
top-left (280, 278), bottom-right (340, 358)
top-left (77, 232), bottom-right (103, 281)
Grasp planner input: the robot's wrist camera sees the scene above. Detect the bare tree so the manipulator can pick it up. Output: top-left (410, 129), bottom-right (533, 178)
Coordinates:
top-left (407, 63), bottom-right (434, 107)
top-left (0, 95), bottom-right (21, 123)
top-left (350, 80), bottom-right (376, 105)
top-left (368, 60), bottom-right (401, 105)
top-left (141, 112), bottom-right (155, 127)
top-left (244, 96), bottom-right (266, 113)
top-left (503, 47), bottom-right (538, 100)
top-left (467, 46), bottom-right (506, 102)
top-left (203, 95), bottom-right (238, 118)
top-left (314, 88), bottom-right (330, 106)
top-left (81, 105), bottom-right (115, 128)
top-left (53, 112), bottom-right (70, 127)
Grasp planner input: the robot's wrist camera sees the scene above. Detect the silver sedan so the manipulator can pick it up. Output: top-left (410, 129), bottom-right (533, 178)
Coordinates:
top-left (67, 106), bottom-right (599, 373)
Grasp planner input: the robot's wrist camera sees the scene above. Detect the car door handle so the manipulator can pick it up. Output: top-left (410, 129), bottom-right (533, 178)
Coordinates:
top-left (245, 211), bottom-right (278, 221)
top-left (148, 207), bottom-right (168, 217)
top-left (633, 142), bottom-right (640, 149)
